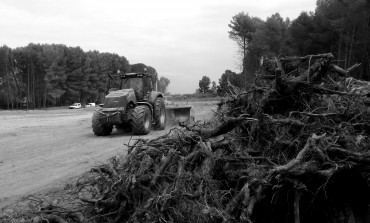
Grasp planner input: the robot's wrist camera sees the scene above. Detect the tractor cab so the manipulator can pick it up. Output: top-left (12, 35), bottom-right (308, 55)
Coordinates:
top-left (118, 72), bottom-right (154, 101)
top-left (107, 71), bottom-right (155, 101)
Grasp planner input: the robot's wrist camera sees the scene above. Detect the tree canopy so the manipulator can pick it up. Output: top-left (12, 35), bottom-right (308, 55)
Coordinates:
top-left (222, 0), bottom-right (370, 92)
top-left (198, 76), bottom-right (211, 94)
top-left (158, 76), bottom-right (170, 93)
top-left (228, 12), bottom-right (263, 87)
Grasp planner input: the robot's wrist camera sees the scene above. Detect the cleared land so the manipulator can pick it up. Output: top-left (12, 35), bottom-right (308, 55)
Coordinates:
top-left (0, 101), bottom-right (217, 209)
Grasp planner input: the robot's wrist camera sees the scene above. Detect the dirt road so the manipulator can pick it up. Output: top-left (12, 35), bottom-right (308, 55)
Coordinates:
top-left (0, 102), bottom-right (216, 209)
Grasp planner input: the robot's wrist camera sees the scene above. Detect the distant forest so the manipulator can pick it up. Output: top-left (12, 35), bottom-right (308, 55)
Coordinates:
top-left (0, 44), bottom-right (160, 109)
top-left (219, 0), bottom-right (370, 94)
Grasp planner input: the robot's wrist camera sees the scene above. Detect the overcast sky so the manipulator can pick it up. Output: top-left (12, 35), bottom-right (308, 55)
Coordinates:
top-left (0, 0), bottom-right (316, 93)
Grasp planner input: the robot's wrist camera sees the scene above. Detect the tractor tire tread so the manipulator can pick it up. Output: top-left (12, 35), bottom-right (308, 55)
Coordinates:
top-left (92, 110), bottom-right (113, 136)
top-left (153, 97), bottom-right (166, 130)
top-left (131, 106), bottom-right (151, 135)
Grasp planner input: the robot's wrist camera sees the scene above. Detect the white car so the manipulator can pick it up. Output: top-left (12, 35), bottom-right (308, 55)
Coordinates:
top-left (69, 103), bottom-right (82, 109)
top-left (85, 103), bottom-right (96, 107)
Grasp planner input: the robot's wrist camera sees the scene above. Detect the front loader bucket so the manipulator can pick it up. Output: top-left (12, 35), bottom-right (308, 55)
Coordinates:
top-left (165, 106), bottom-right (192, 126)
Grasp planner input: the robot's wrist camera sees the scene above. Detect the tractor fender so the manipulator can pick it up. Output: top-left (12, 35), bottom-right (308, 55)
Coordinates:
top-left (148, 91), bottom-right (163, 104)
top-left (121, 89), bottom-right (136, 110)
top-left (126, 90), bottom-right (137, 104)
top-left (137, 102), bottom-right (154, 117)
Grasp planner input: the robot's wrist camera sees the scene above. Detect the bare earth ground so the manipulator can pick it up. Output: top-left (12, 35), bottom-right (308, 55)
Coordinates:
top-left (0, 101), bottom-right (217, 211)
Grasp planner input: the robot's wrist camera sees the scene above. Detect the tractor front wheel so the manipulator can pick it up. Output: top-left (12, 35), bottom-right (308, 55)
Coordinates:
top-left (153, 97), bottom-right (166, 130)
top-left (131, 105), bottom-right (151, 135)
top-left (92, 110), bottom-right (113, 136)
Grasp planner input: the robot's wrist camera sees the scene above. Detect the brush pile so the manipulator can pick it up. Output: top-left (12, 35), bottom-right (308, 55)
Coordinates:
top-left (30, 53), bottom-right (370, 223)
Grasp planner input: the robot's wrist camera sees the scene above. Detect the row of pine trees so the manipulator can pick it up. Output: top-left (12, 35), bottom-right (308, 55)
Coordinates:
top-left (0, 43), bottom-right (158, 109)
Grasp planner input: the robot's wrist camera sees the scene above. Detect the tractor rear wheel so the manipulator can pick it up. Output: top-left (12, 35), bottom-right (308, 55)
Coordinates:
top-left (153, 97), bottom-right (166, 130)
top-left (92, 110), bottom-right (113, 136)
top-left (131, 105), bottom-right (151, 135)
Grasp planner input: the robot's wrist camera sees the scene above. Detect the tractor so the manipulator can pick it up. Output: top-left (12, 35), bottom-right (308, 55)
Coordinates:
top-left (92, 70), bottom-right (191, 136)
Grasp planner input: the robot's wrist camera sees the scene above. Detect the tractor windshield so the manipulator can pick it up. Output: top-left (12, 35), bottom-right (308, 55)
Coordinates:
top-left (121, 78), bottom-right (143, 98)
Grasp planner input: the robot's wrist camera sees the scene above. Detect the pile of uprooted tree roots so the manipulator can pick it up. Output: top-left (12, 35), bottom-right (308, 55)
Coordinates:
top-left (30, 53), bottom-right (370, 223)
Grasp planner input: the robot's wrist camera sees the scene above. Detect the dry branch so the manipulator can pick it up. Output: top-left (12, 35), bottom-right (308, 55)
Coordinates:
top-left (200, 116), bottom-right (257, 138)
top-left (332, 63), bottom-right (361, 76)
top-left (225, 183), bottom-right (250, 214)
top-left (270, 134), bottom-right (326, 175)
top-left (282, 53), bottom-right (334, 62)
top-left (151, 149), bottom-right (180, 187)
